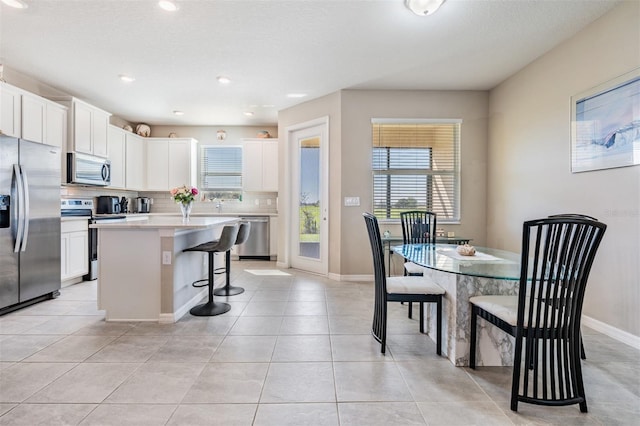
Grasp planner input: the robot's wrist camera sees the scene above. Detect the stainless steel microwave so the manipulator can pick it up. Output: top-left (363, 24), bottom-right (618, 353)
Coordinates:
top-left (67, 152), bottom-right (111, 186)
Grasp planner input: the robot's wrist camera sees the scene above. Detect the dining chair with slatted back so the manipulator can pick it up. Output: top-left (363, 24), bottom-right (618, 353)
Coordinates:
top-left (399, 211), bottom-right (437, 318)
top-left (469, 216), bottom-right (606, 413)
top-left (363, 212), bottom-right (445, 355)
top-left (400, 210), bottom-right (437, 272)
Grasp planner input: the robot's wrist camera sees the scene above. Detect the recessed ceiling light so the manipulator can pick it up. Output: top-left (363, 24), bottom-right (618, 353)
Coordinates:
top-left (173, 110), bottom-right (184, 116)
top-left (158, 0), bottom-right (179, 12)
top-left (2, 0), bottom-right (28, 9)
top-left (243, 111), bottom-right (254, 116)
top-left (287, 93), bottom-right (307, 98)
top-left (118, 74), bottom-right (135, 83)
top-left (217, 76), bottom-right (231, 84)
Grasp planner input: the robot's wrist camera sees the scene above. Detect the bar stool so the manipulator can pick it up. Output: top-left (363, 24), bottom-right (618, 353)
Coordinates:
top-left (184, 223), bottom-right (239, 316)
top-left (214, 221), bottom-right (251, 297)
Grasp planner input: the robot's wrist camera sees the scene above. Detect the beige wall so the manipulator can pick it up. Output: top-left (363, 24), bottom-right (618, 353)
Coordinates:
top-left (279, 90), bottom-right (488, 276)
top-left (150, 125), bottom-right (278, 144)
top-left (340, 90), bottom-right (489, 276)
top-left (488, 1), bottom-right (640, 336)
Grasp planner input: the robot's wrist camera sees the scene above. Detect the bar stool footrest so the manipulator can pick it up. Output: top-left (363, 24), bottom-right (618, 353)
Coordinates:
top-left (191, 279), bottom-right (209, 288)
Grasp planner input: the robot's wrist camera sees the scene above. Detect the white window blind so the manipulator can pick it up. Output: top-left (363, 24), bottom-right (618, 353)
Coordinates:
top-left (200, 145), bottom-right (243, 190)
top-left (372, 120), bottom-right (461, 222)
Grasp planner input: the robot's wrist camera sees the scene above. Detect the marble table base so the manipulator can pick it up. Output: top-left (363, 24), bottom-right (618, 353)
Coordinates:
top-left (421, 268), bottom-right (517, 366)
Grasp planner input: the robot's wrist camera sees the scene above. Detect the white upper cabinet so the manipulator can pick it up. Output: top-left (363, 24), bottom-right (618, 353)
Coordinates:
top-left (45, 101), bottom-right (67, 149)
top-left (125, 132), bottom-right (146, 190)
top-left (107, 125), bottom-right (126, 189)
top-left (145, 138), bottom-right (198, 191)
top-left (0, 82), bottom-right (68, 150)
top-left (53, 97), bottom-right (111, 157)
top-left (0, 82), bottom-right (21, 138)
top-left (21, 93), bottom-right (46, 143)
top-left (243, 139), bottom-right (278, 192)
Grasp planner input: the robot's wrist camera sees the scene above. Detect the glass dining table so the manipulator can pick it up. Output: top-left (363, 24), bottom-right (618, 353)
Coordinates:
top-left (393, 243), bottom-right (522, 367)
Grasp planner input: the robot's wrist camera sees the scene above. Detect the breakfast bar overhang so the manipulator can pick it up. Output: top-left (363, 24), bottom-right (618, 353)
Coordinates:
top-left (92, 216), bottom-right (239, 323)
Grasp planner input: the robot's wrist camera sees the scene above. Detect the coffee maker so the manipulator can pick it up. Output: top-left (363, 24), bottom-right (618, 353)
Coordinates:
top-left (136, 197), bottom-right (150, 213)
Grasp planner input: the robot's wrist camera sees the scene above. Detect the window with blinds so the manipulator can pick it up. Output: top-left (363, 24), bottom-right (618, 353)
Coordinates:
top-left (372, 119), bottom-right (461, 222)
top-left (200, 145), bottom-right (243, 190)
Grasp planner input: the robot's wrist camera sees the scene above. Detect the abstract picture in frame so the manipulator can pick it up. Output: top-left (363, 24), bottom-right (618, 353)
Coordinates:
top-left (571, 68), bottom-right (640, 173)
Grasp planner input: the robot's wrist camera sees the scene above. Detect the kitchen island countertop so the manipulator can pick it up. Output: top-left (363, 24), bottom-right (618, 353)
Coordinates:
top-left (90, 215), bottom-right (238, 229)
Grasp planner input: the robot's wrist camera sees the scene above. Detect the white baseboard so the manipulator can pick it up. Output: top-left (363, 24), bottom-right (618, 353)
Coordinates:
top-left (276, 261), bottom-right (288, 269)
top-left (582, 315), bottom-right (640, 350)
top-left (160, 287), bottom-right (208, 324)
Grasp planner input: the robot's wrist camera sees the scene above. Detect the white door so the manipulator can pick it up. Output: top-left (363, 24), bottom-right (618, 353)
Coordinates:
top-left (289, 118), bottom-right (329, 275)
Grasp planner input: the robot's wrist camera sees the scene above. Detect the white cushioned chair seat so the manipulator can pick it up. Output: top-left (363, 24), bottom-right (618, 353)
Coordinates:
top-left (470, 295), bottom-right (519, 325)
top-left (470, 295), bottom-right (563, 328)
top-left (387, 276), bottom-right (445, 295)
top-left (404, 261), bottom-right (425, 275)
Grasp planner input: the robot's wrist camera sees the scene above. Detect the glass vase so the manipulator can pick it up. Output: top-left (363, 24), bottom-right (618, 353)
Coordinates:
top-left (179, 201), bottom-right (193, 221)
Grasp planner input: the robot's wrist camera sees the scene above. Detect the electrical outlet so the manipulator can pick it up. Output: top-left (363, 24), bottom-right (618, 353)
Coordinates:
top-left (344, 196), bottom-right (360, 207)
top-left (162, 251), bottom-right (171, 265)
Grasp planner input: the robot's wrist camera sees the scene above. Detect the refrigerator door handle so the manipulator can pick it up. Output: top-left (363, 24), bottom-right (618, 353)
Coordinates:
top-left (20, 165), bottom-right (30, 252)
top-left (13, 164), bottom-right (25, 253)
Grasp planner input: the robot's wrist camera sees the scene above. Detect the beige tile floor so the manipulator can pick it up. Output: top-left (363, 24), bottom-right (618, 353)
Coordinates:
top-left (0, 261), bottom-right (638, 425)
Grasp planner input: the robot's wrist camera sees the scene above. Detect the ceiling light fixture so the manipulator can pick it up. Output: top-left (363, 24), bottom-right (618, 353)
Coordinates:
top-left (118, 74), bottom-right (135, 83)
top-left (158, 0), bottom-right (179, 12)
top-left (243, 111), bottom-right (254, 116)
top-left (1, 0), bottom-right (28, 9)
top-left (173, 110), bottom-right (184, 116)
top-left (404, 0), bottom-right (446, 16)
top-left (217, 76), bottom-right (231, 84)
top-left (287, 93), bottom-right (307, 98)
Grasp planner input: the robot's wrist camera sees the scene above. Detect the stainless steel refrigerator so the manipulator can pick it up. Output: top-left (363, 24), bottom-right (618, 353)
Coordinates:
top-left (1, 136), bottom-right (61, 313)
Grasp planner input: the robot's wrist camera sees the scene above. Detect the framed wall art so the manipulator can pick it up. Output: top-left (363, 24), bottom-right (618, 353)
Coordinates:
top-left (571, 68), bottom-right (640, 173)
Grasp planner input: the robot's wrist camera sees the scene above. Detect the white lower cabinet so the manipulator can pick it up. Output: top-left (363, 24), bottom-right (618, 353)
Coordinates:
top-left (61, 220), bottom-right (88, 281)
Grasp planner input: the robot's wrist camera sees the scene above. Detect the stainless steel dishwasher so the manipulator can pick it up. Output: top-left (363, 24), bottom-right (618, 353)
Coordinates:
top-left (236, 216), bottom-right (270, 260)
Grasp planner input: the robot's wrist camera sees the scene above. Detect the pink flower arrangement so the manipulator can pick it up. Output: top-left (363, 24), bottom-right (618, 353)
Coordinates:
top-left (170, 185), bottom-right (198, 205)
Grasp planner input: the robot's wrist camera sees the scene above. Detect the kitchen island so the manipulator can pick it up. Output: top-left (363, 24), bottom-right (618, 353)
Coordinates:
top-left (91, 216), bottom-right (239, 322)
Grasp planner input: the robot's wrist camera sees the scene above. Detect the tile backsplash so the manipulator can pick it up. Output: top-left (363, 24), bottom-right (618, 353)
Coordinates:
top-left (61, 186), bottom-right (278, 215)
top-left (139, 191), bottom-right (278, 214)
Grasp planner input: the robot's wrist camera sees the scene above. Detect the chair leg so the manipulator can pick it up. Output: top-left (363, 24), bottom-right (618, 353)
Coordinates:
top-left (408, 302), bottom-right (413, 319)
top-left (436, 297), bottom-right (442, 356)
top-left (213, 251), bottom-right (245, 296)
top-left (190, 252), bottom-right (230, 316)
top-left (580, 332), bottom-right (586, 360)
top-left (419, 302), bottom-right (424, 333)
top-left (469, 305), bottom-right (477, 369)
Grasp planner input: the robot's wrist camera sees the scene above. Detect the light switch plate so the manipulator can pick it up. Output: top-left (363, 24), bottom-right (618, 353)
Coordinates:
top-left (162, 251), bottom-right (171, 265)
top-left (344, 196), bottom-right (360, 207)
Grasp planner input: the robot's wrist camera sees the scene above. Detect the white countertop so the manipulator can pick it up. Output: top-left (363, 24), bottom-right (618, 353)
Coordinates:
top-left (90, 216), bottom-right (239, 229)
top-left (147, 212), bottom-right (279, 217)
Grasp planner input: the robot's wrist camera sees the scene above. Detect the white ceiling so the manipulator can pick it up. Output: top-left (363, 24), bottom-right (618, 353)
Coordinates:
top-left (0, 0), bottom-right (619, 126)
